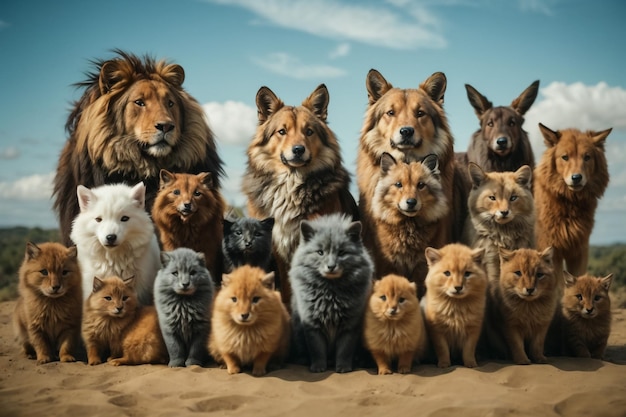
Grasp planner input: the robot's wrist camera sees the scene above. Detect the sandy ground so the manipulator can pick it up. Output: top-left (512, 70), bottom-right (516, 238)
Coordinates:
top-left (0, 300), bottom-right (625, 417)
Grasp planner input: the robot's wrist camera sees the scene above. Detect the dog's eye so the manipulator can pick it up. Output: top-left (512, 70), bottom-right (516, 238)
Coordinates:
top-left (235, 231), bottom-right (242, 235)
top-left (231, 297), bottom-right (237, 303)
top-left (583, 154), bottom-right (591, 162)
top-left (317, 250), bottom-right (324, 256)
top-left (168, 100), bottom-right (174, 108)
top-left (380, 295), bottom-right (387, 301)
top-left (561, 155), bottom-right (569, 161)
top-left (305, 128), bottom-right (314, 136)
top-left (40, 269), bottom-right (49, 276)
top-left (173, 189), bottom-right (180, 195)
top-left (464, 271), bottom-right (471, 278)
top-left (398, 297), bottom-right (406, 303)
top-left (193, 190), bottom-right (201, 197)
top-left (95, 217), bottom-right (102, 223)
top-left (487, 120), bottom-right (493, 127)
top-left (508, 119), bottom-right (516, 126)
top-left (277, 128), bottom-right (287, 135)
top-left (122, 295), bottom-right (129, 301)
top-left (594, 295), bottom-right (602, 301)
top-left (172, 271), bottom-right (178, 277)
top-left (536, 272), bottom-right (545, 280)
top-left (104, 296), bottom-right (112, 301)
top-left (386, 110), bottom-right (395, 116)
top-left (510, 195), bottom-right (518, 202)
top-left (134, 99), bottom-right (145, 107)
top-left (417, 182), bottom-right (426, 190)
top-left (575, 294), bottom-right (582, 301)
top-left (514, 271), bottom-right (522, 277)
top-left (252, 296), bottom-right (261, 304)
top-left (443, 271), bottom-right (451, 277)
top-left (121, 216), bottom-right (129, 222)
top-left (416, 110), bottom-right (425, 118)
top-left (62, 270), bottom-right (69, 276)
top-left (394, 182), bottom-right (402, 188)
top-left (489, 195), bottom-right (496, 201)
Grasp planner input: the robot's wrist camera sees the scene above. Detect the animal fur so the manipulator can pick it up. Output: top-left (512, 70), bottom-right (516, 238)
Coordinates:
top-left (152, 169), bottom-right (226, 285)
top-left (222, 215), bottom-right (274, 273)
top-left (464, 163), bottom-right (535, 283)
top-left (363, 274), bottom-right (428, 375)
top-left (357, 69), bottom-right (465, 245)
top-left (13, 242), bottom-right (82, 364)
top-left (423, 243), bottom-right (487, 368)
top-left (241, 84), bottom-right (358, 304)
top-left (456, 80), bottom-right (538, 180)
top-left (208, 265), bottom-right (290, 376)
top-left (54, 49), bottom-right (224, 246)
top-left (534, 124), bottom-right (611, 291)
top-left (365, 152), bottom-right (449, 298)
top-left (70, 182), bottom-right (161, 305)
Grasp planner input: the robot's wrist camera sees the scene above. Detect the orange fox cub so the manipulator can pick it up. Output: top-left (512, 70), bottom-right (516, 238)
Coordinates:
top-left (13, 242), bottom-right (82, 364)
top-left (152, 169), bottom-right (226, 284)
top-left (423, 244), bottom-right (487, 368)
top-left (464, 163), bottom-right (535, 283)
top-left (82, 276), bottom-right (167, 366)
top-left (209, 266), bottom-right (290, 376)
top-left (487, 247), bottom-right (557, 364)
top-left (363, 274), bottom-right (428, 375)
top-left (561, 272), bottom-right (613, 359)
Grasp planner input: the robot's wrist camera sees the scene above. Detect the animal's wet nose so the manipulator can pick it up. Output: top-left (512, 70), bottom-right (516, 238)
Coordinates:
top-left (292, 145), bottom-right (305, 156)
top-left (106, 234), bottom-right (117, 244)
top-left (571, 174), bottom-right (583, 184)
top-left (406, 198), bottom-right (417, 208)
top-left (156, 122), bottom-right (175, 133)
top-left (496, 137), bottom-right (508, 147)
top-left (400, 127), bottom-right (414, 138)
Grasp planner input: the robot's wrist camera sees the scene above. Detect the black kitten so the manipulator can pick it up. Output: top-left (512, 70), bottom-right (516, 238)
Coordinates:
top-left (222, 216), bottom-right (274, 273)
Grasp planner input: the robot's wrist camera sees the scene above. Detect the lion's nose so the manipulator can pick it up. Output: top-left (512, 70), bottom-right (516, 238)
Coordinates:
top-left (156, 122), bottom-right (175, 133)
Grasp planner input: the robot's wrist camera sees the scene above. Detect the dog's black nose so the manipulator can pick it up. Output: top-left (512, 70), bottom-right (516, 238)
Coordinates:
top-left (292, 145), bottom-right (305, 156)
top-left (526, 287), bottom-right (535, 296)
top-left (454, 286), bottom-right (463, 293)
top-left (399, 127), bottom-right (414, 139)
top-left (156, 122), bottom-right (175, 133)
top-left (496, 137), bottom-right (508, 147)
top-left (106, 234), bottom-right (117, 243)
top-left (406, 198), bottom-right (417, 208)
top-left (52, 284), bottom-right (61, 292)
top-left (183, 203), bottom-right (192, 210)
top-left (571, 174), bottom-right (583, 184)
top-left (500, 210), bottom-right (509, 218)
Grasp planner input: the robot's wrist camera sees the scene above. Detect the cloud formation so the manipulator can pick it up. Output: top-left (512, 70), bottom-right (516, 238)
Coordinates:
top-left (253, 52), bottom-right (346, 80)
top-left (0, 172), bottom-right (54, 201)
top-left (203, 101), bottom-right (257, 146)
top-left (206, 0), bottom-right (446, 49)
top-left (329, 43), bottom-right (350, 59)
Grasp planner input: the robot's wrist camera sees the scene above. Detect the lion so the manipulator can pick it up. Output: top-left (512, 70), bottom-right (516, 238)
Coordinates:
top-left (53, 50), bottom-right (224, 245)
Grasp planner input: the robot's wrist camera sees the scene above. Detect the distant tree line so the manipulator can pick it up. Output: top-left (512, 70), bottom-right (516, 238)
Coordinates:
top-left (0, 227), bottom-right (623, 301)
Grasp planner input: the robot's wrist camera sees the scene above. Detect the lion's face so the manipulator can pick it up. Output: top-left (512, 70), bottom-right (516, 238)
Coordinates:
top-left (122, 79), bottom-right (182, 158)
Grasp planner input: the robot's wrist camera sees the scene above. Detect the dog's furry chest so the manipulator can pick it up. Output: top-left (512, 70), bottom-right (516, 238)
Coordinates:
top-left (378, 220), bottom-right (431, 270)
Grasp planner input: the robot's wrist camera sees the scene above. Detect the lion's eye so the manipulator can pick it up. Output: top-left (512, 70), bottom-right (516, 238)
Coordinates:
top-left (394, 182), bottom-right (402, 188)
top-left (561, 155), bottom-right (569, 161)
top-left (489, 195), bottom-right (496, 201)
top-left (121, 216), bottom-right (129, 222)
top-left (95, 217), bottom-right (102, 223)
top-left (278, 128), bottom-right (287, 135)
top-left (305, 128), bottom-right (314, 136)
top-left (40, 269), bottom-right (49, 276)
top-left (173, 189), bottom-right (180, 195)
top-left (487, 120), bottom-right (493, 127)
top-left (417, 182), bottom-right (426, 190)
top-left (134, 99), bottom-right (145, 107)
top-left (416, 110), bottom-right (425, 118)
top-left (380, 295), bottom-right (387, 301)
top-left (510, 195), bottom-right (518, 202)
top-left (386, 110), bottom-right (395, 116)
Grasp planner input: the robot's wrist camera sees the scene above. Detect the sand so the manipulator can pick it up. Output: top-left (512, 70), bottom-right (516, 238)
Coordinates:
top-left (1, 300), bottom-right (625, 417)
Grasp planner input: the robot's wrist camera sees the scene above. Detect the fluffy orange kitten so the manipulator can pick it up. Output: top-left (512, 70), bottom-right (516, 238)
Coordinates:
top-left (423, 243), bottom-right (487, 368)
top-left (363, 274), bottom-right (428, 375)
top-left (82, 276), bottom-right (167, 366)
top-left (209, 265), bottom-right (290, 376)
top-left (13, 242), bottom-right (82, 364)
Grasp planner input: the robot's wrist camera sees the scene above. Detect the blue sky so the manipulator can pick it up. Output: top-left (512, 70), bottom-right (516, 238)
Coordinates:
top-left (1, 0), bottom-right (625, 244)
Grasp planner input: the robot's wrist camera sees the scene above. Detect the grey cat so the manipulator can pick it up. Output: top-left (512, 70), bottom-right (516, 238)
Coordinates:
top-left (222, 216), bottom-right (274, 273)
top-left (154, 247), bottom-right (215, 367)
top-left (289, 213), bottom-right (373, 373)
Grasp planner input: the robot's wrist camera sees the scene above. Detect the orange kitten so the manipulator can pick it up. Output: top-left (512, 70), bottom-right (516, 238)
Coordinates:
top-left (363, 274), bottom-right (428, 375)
top-left (209, 265), bottom-right (290, 376)
top-left (423, 243), bottom-right (487, 368)
top-left (13, 242), bottom-right (82, 364)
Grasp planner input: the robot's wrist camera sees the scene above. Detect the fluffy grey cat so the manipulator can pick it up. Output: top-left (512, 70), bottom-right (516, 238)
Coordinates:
top-left (154, 247), bottom-right (215, 367)
top-left (289, 213), bottom-right (373, 373)
top-left (222, 216), bottom-right (274, 273)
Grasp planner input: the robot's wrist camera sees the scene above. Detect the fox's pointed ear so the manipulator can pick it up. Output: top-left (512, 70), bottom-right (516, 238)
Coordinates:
top-left (67, 245), bottom-right (78, 258)
top-left (77, 185), bottom-right (95, 212)
top-left (600, 273), bottom-right (613, 292)
top-left (130, 182), bottom-right (146, 208)
top-left (160, 251), bottom-right (171, 267)
top-left (515, 165), bottom-right (533, 189)
top-left (221, 273), bottom-right (232, 287)
top-left (261, 272), bottom-right (275, 291)
top-left (421, 72), bottom-right (447, 106)
top-left (261, 217), bottom-right (275, 230)
top-left (422, 154), bottom-right (440, 175)
top-left (539, 123), bottom-right (560, 148)
top-left (465, 83), bottom-right (492, 117)
top-left (425, 247), bottom-right (441, 267)
top-left (540, 246), bottom-right (554, 265)
top-left (159, 169), bottom-right (175, 189)
top-left (380, 152), bottom-right (397, 176)
top-left (511, 80), bottom-right (539, 115)
top-left (25, 241), bottom-right (41, 261)
top-left (592, 128), bottom-right (612, 150)
top-left (468, 163), bottom-right (486, 189)
top-left (303, 84), bottom-right (329, 122)
top-left (256, 86), bottom-right (284, 124)
top-left (366, 69), bottom-right (393, 105)
top-left (197, 172), bottom-right (213, 189)
top-left (196, 252), bottom-right (206, 267)
top-left (563, 271), bottom-right (577, 288)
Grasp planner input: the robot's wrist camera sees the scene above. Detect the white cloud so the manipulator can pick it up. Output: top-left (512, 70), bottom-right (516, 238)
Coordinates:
top-left (0, 172), bottom-right (54, 201)
top-left (253, 52), bottom-right (347, 80)
top-left (203, 101), bottom-right (257, 146)
top-left (206, 0), bottom-right (446, 50)
top-left (0, 146), bottom-right (20, 160)
top-left (329, 43), bottom-right (350, 59)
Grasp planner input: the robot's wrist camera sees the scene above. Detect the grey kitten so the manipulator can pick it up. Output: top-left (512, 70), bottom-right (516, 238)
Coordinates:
top-left (154, 248), bottom-right (215, 367)
top-left (289, 213), bottom-right (373, 373)
top-left (222, 216), bottom-right (274, 273)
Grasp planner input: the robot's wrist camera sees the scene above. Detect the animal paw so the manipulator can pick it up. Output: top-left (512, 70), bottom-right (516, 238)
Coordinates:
top-left (532, 355), bottom-right (548, 364)
top-left (437, 360), bottom-right (451, 368)
top-left (309, 363), bottom-right (327, 373)
top-left (335, 365), bottom-right (353, 373)
top-left (168, 358), bottom-right (186, 368)
top-left (513, 356), bottom-right (531, 365)
top-left (464, 360), bottom-right (478, 368)
top-left (87, 358), bottom-right (102, 366)
top-left (108, 359), bottom-right (122, 366)
top-left (252, 367), bottom-right (267, 377)
top-left (185, 358), bottom-right (204, 367)
top-left (226, 365), bottom-right (241, 374)
top-left (36, 355), bottom-right (53, 365)
top-left (378, 367), bottom-right (393, 375)
top-left (60, 354), bottom-right (77, 363)
top-left (397, 366), bottom-right (411, 374)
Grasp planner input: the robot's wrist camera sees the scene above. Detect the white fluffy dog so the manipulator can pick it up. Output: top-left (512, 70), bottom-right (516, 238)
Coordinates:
top-left (70, 182), bottom-right (161, 305)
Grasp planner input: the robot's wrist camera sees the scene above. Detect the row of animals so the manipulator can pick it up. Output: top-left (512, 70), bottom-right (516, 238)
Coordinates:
top-left (14, 206), bottom-right (613, 375)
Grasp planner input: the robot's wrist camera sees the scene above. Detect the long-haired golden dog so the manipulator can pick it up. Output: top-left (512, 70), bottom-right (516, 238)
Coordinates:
top-left (242, 84), bottom-right (358, 304)
top-left (54, 49), bottom-right (223, 245)
top-left (534, 123), bottom-right (611, 291)
top-left (357, 69), bottom-right (464, 246)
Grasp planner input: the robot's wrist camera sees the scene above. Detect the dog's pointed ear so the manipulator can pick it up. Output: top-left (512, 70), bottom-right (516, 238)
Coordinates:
top-left (421, 72), bottom-right (447, 106)
top-left (25, 241), bottom-right (41, 261)
top-left (592, 128), bottom-right (612, 150)
top-left (221, 273), bottom-right (232, 288)
top-left (160, 251), bottom-right (171, 267)
top-left (465, 84), bottom-right (492, 117)
top-left (538, 123), bottom-right (560, 148)
top-left (196, 252), bottom-right (206, 267)
top-left (159, 63), bottom-right (185, 89)
top-left (130, 182), bottom-right (146, 208)
top-left (515, 165), bottom-right (533, 189)
top-left (77, 185), bottom-right (95, 212)
top-left (197, 172), bottom-right (213, 189)
top-left (540, 246), bottom-right (554, 266)
top-left (261, 272), bottom-right (275, 291)
top-left (511, 80), bottom-right (539, 115)
top-left (422, 154), bottom-right (440, 175)
top-left (380, 152), bottom-right (397, 176)
top-left (425, 247), bottom-right (441, 267)
top-left (67, 245), bottom-right (78, 259)
top-left (468, 163), bottom-right (486, 188)
top-left (256, 86), bottom-right (284, 124)
top-left (159, 169), bottom-right (175, 189)
top-left (303, 84), bottom-right (329, 122)
top-left (261, 217), bottom-right (275, 230)
top-left (366, 69), bottom-right (393, 105)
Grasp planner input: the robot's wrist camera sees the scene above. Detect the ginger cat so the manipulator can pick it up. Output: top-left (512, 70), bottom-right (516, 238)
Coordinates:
top-left (561, 271), bottom-right (613, 359)
top-left (209, 265), bottom-right (290, 376)
top-left (486, 247), bottom-right (557, 364)
top-left (13, 242), bottom-right (82, 364)
top-left (82, 276), bottom-right (167, 366)
top-left (363, 274), bottom-right (428, 375)
top-left (423, 243), bottom-right (487, 368)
